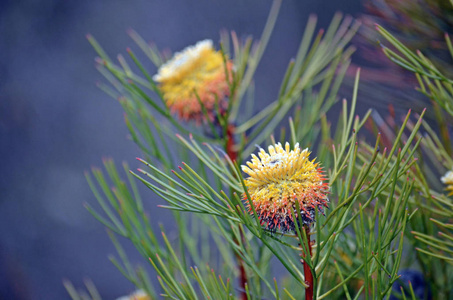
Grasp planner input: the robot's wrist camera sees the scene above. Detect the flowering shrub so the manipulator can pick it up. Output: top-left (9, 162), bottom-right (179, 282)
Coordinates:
top-left (65, 1), bottom-right (453, 299)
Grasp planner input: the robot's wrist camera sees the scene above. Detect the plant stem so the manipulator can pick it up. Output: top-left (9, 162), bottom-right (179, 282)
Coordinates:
top-left (226, 123), bottom-right (247, 300)
top-left (235, 228), bottom-right (248, 300)
top-left (226, 124), bottom-right (237, 162)
top-left (303, 225), bottom-right (314, 300)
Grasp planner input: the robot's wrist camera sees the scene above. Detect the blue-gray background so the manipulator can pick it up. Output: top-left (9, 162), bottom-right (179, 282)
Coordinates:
top-left (0, 1), bottom-right (362, 299)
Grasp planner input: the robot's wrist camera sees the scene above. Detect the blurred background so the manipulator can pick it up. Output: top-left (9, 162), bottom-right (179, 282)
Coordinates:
top-left (2, 0), bottom-right (426, 298)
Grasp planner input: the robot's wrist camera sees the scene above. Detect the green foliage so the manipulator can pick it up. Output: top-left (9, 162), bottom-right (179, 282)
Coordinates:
top-left (377, 25), bottom-right (453, 118)
top-left (373, 21), bottom-right (453, 299)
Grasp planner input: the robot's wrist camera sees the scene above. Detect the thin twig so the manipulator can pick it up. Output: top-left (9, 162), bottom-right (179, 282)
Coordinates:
top-left (302, 225), bottom-right (314, 300)
top-left (226, 124), bottom-right (248, 300)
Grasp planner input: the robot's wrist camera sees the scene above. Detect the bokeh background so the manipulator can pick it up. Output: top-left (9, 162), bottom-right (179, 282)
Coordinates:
top-left (0, 1), bottom-right (369, 299)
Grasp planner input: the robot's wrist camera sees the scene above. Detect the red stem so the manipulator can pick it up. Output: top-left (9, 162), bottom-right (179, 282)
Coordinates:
top-left (303, 226), bottom-right (314, 300)
top-left (235, 232), bottom-right (248, 300)
top-left (226, 124), bottom-right (247, 300)
top-left (226, 124), bottom-right (237, 162)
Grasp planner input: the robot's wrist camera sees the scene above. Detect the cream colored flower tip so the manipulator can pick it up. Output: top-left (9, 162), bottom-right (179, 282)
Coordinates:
top-left (116, 289), bottom-right (150, 300)
top-left (152, 39), bottom-right (213, 82)
top-left (441, 170), bottom-right (453, 185)
top-left (241, 142), bottom-right (309, 173)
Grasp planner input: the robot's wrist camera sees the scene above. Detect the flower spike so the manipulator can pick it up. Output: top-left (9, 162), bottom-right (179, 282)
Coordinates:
top-left (441, 170), bottom-right (453, 196)
top-left (153, 40), bottom-right (233, 123)
top-left (242, 142), bottom-right (329, 233)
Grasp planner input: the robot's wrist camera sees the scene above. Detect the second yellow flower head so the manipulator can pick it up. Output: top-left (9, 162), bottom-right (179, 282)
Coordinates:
top-left (153, 40), bottom-right (233, 122)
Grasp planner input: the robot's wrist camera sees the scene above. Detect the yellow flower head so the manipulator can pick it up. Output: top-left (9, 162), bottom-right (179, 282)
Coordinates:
top-left (153, 40), bottom-right (233, 122)
top-left (441, 170), bottom-right (453, 196)
top-left (116, 289), bottom-right (150, 300)
top-left (242, 142), bottom-right (329, 232)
